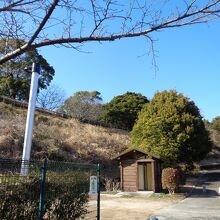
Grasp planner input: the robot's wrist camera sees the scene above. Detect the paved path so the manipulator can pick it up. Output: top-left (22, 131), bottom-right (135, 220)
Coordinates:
top-left (152, 169), bottom-right (220, 220)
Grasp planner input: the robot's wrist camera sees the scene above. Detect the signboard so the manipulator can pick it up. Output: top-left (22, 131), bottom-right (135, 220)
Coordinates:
top-left (89, 176), bottom-right (97, 195)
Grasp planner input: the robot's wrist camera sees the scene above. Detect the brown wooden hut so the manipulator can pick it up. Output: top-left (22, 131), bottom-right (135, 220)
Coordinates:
top-left (112, 148), bottom-right (163, 193)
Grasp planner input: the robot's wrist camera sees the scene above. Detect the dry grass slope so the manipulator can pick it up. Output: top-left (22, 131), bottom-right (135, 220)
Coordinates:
top-left (0, 102), bottom-right (130, 163)
top-left (1, 101), bottom-right (218, 166)
top-left (207, 129), bottom-right (220, 157)
top-left (210, 129), bottom-right (220, 148)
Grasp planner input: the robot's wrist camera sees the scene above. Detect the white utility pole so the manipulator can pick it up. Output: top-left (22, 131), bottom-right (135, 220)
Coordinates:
top-left (21, 63), bottom-right (40, 176)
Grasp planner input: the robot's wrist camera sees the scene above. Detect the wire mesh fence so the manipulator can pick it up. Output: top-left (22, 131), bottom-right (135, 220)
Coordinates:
top-left (0, 158), bottom-right (100, 220)
top-left (0, 158), bottom-right (41, 219)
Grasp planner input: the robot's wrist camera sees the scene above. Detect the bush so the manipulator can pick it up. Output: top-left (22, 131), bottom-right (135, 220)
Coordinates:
top-left (103, 177), bottom-right (120, 192)
top-left (0, 171), bottom-right (89, 220)
top-left (0, 177), bottom-right (40, 220)
top-left (162, 168), bottom-right (180, 194)
top-left (45, 171), bottom-right (89, 219)
top-left (131, 90), bottom-right (212, 166)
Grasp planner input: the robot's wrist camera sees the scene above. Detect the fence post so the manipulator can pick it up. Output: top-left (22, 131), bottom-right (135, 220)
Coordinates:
top-left (97, 163), bottom-right (101, 220)
top-left (39, 158), bottom-right (47, 220)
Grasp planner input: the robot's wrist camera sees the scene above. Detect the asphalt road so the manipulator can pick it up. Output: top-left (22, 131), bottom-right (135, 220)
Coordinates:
top-left (152, 169), bottom-right (220, 220)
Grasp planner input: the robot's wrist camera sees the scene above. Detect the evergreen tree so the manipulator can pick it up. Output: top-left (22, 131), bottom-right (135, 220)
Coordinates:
top-left (131, 90), bottom-right (212, 166)
top-left (103, 92), bottom-right (149, 130)
top-left (0, 39), bottom-right (55, 101)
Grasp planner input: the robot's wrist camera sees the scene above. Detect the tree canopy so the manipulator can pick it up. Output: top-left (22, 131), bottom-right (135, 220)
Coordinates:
top-left (103, 92), bottom-right (149, 130)
top-left (0, 39), bottom-right (55, 101)
top-left (60, 91), bottom-right (103, 122)
top-left (131, 90), bottom-right (212, 166)
top-left (1, 1), bottom-right (220, 64)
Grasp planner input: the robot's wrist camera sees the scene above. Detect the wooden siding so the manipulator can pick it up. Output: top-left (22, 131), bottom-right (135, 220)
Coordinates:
top-left (153, 161), bottom-right (162, 192)
top-left (152, 161), bottom-right (156, 192)
top-left (122, 159), bottom-right (137, 192)
top-left (116, 150), bottom-right (162, 193)
top-left (154, 161), bottom-right (158, 192)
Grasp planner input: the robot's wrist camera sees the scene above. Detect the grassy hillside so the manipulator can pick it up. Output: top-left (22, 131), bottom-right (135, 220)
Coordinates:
top-left (0, 102), bottom-right (130, 163)
top-left (1, 100), bottom-right (219, 167)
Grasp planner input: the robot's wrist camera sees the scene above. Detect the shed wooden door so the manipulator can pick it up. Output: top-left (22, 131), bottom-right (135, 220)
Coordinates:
top-left (138, 163), bottom-right (153, 191)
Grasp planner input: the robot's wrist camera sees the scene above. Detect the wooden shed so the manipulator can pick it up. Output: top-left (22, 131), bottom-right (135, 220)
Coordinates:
top-left (112, 148), bottom-right (163, 193)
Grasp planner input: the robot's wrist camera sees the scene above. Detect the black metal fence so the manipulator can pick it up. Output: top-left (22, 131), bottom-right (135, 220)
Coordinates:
top-left (0, 158), bottom-right (100, 220)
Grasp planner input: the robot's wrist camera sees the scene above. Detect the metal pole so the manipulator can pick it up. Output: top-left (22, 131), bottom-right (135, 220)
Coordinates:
top-left (39, 158), bottom-right (47, 220)
top-left (21, 63), bottom-right (40, 175)
top-left (97, 163), bottom-right (101, 220)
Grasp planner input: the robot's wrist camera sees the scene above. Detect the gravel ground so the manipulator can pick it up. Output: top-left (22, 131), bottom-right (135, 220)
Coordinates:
top-left (83, 193), bottom-right (184, 220)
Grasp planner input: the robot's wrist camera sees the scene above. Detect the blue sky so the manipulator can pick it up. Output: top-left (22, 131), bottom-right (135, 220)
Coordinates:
top-left (40, 18), bottom-right (220, 122)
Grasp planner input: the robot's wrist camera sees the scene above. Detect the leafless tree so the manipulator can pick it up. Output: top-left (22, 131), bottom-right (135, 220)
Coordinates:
top-left (0, 0), bottom-right (220, 64)
top-left (37, 84), bottom-right (65, 111)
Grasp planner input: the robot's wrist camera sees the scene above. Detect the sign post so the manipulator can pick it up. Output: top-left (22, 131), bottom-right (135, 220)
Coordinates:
top-left (89, 176), bottom-right (98, 195)
top-left (97, 164), bottom-right (101, 220)
top-left (21, 63), bottom-right (40, 176)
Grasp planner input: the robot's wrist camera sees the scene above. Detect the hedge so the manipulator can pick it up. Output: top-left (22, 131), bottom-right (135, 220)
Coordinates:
top-left (0, 171), bottom-right (89, 220)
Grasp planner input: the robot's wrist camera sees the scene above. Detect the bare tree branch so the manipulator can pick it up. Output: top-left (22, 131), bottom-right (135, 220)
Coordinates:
top-left (37, 84), bottom-right (66, 111)
top-left (27, 0), bottom-right (59, 46)
top-left (0, 0), bottom-right (220, 64)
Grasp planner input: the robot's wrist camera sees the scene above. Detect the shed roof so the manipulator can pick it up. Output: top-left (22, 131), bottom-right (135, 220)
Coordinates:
top-left (112, 147), bottom-right (161, 161)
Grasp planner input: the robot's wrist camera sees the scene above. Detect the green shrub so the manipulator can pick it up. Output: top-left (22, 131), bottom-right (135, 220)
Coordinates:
top-left (45, 171), bottom-right (89, 219)
top-left (0, 171), bottom-right (89, 220)
top-left (162, 168), bottom-right (180, 194)
top-left (131, 90), bottom-right (212, 166)
top-left (0, 177), bottom-right (40, 220)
